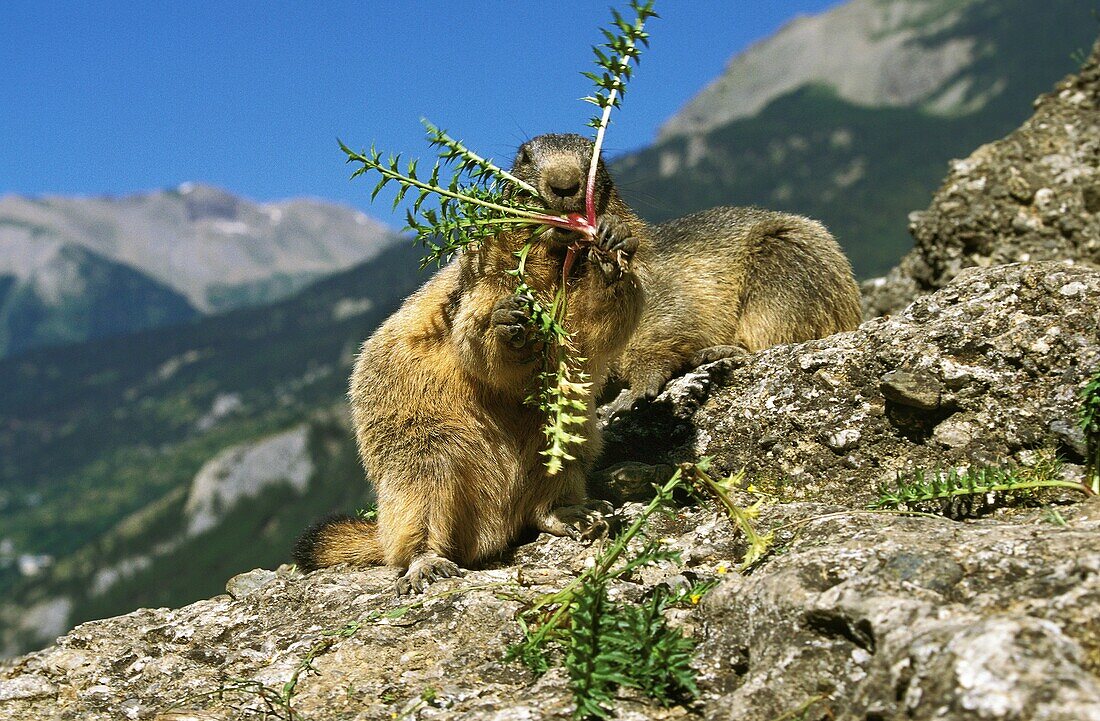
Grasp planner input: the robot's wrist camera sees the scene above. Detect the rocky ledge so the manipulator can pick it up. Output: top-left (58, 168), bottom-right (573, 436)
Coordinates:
top-left (862, 38), bottom-right (1100, 317)
top-left (1, 262), bottom-right (1098, 721)
top-left (601, 261), bottom-right (1099, 505)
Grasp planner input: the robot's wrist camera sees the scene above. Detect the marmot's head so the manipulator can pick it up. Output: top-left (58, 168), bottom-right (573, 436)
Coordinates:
top-left (510, 134), bottom-right (616, 219)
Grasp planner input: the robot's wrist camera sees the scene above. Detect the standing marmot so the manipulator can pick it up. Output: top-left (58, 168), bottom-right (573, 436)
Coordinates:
top-left (294, 134), bottom-right (646, 592)
top-left (607, 206), bottom-right (861, 410)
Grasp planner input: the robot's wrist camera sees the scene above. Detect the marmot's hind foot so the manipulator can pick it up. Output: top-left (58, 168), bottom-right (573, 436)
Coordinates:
top-left (395, 553), bottom-right (464, 595)
top-left (690, 344), bottom-right (749, 368)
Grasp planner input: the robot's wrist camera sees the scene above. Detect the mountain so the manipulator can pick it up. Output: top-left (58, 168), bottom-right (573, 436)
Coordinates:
top-left (0, 241), bottom-right (427, 656)
top-left (0, 244), bottom-right (198, 357)
top-left (612, 0), bottom-right (1100, 278)
top-left (0, 184), bottom-right (399, 356)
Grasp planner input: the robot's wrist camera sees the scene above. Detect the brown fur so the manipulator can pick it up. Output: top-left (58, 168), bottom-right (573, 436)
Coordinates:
top-left (293, 134), bottom-right (646, 590)
top-left (611, 206), bottom-right (861, 402)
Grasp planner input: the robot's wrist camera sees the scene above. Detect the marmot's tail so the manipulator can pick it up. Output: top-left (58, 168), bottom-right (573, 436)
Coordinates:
top-left (293, 515), bottom-right (385, 571)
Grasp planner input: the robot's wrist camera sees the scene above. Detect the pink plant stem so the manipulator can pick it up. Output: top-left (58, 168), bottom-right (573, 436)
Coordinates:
top-left (584, 92), bottom-right (618, 226)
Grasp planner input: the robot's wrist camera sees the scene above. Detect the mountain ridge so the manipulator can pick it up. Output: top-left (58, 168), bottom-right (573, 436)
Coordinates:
top-left (0, 183), bottom-right (400, 356)
top-left (614, 0), bottom-right (1099, 278)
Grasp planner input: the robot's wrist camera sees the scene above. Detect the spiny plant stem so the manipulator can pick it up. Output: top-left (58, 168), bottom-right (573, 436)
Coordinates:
top-left (582, 0), bottom-right (657, 224)
top-left (584, 103), bottom-right (615, 226)
top-left (581, 468), bottom-right (681, 589)
top-left (520, 465), bottom-right (687, 650)
top-left (341, 142), bottom-right (573, 228)
top-left (682, 461), bottom-right (774, 570)
top-left (873, 462), bottom-right (1093, 511)
top-left (421, 117), bottom-right (538, 196)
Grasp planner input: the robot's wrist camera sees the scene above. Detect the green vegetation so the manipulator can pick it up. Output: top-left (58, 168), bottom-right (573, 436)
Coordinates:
top-left (509, 461), bottom-right (737, 719)
top-left (682, 460), bottom-right (773, 570)
top-left (873, 456), bottom-right (1094, 514)
top-left (1081, 368), bottom-right (1100, 494)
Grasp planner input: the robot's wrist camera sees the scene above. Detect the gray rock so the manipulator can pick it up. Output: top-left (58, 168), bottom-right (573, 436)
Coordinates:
top-left (602, 262), bottom-right (1100, 504)
top-left (880, 370), bottom-right (943, 410)
top-left (224, 568), bottom-right (278, 600)
top-left (3, 499), bottom-right (1100, 719)
top-left (863, 38), bottom-right (1100, 318)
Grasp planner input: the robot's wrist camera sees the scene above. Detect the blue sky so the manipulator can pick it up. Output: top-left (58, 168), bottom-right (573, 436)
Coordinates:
top-left (0, 1), bottom-right (842, 226)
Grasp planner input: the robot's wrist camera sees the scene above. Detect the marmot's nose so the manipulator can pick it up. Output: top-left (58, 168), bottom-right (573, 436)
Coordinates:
top-left (543, 161), bottom-right (583, 203)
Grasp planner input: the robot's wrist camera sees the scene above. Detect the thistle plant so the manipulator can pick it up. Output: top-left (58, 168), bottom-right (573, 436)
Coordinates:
top-left (1081, 368), bottom-right (1100, 494)
top-left (582, 1), bottom-right (656, 226)
top-left (340, 124), bottom-right (569, 269)
top-left (508, 464), bottom-right (701, 719)
top-left (872, 459), bottom-right (1093, 514)
top-left (339, 1), bottom-right (657, 475)
top-left (681, 459), bottom-right (774, 570)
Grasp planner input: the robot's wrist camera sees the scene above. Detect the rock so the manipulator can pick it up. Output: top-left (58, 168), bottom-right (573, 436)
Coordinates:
top-left (880, 370), bottom-right (943, 410)
top-left (590, 461), bottom-right (677, 503)
top-left (863, 38), bottom-right (1100, 318)
top-left (224, 568), bottom-right (277, 600)
top-left (601, 262), bottom-right (1100, 503)
top-left (3, 498), bottom-right (1100, 719)
top-left (183, 425), bottom-right (313, 537)
top-left (696, 510), bottom-right (1100, 721)
top-left (0, 673), bottom-right (55, 702)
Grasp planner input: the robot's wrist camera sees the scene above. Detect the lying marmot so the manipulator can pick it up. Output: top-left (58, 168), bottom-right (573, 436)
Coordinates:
top-left (608, 206), bottom-right (861, 409)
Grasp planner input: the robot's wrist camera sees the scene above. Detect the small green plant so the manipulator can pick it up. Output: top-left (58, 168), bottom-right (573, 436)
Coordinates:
top-left (873, 458), bottom-right (1093, 514)
top-left (769, 693), bottom-right (833, 721)
top-left (681, 459), bottom-right (774, 570)
top-left (509, 464), bottom-right (703, 719)
top-left (1042, 506), bottom-right (1068, 526)
top-left (173, 621), bottom-right (361, 720)
top-left (1081, 367), bottom-right (1100, 494)
top-left (356, 503), bottom-right (378, 521)
top-left (340, 1), bottom-right (656, 475)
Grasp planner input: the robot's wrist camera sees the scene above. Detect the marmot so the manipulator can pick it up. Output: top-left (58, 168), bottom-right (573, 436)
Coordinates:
top-left (294, 134), bottom-right (646, 592)
top-left (607, 206), bottom-right (861, 410)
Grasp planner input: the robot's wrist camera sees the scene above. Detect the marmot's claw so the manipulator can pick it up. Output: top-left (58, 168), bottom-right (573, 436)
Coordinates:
top-left (539, 503), bottom-right (612, 542)
top-left (491, 295), bottom-right (533, 350)
top-left (593, 214), bottom-right (637, 281)
top-left (396, 554), bottom-right (464, 595)
top-left (691, 344), bottom-right (750, 367)
top-left (595, 214), bottom-right (638, 257)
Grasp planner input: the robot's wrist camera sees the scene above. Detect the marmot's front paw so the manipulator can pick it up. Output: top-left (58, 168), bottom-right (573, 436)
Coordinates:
top-left (492, 294), bottom-right (536, 353)
top-left (593, 214), bottom-right (638, 281)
